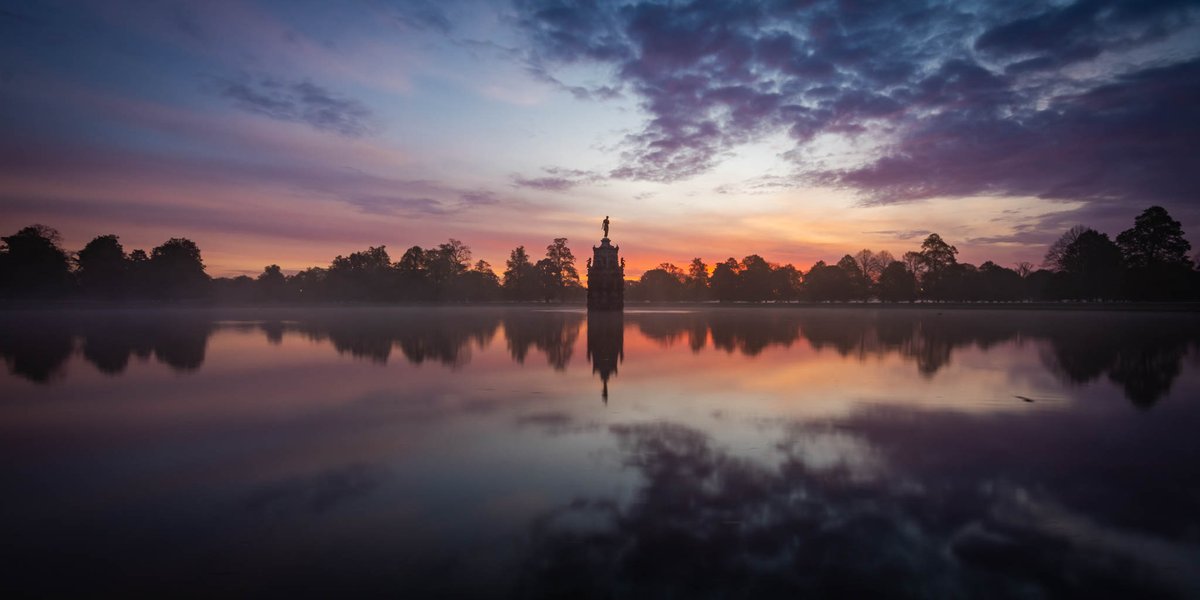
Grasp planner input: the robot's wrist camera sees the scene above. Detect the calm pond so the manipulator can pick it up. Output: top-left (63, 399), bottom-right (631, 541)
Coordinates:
top-left (2, 307), bottom-right (1199, 597)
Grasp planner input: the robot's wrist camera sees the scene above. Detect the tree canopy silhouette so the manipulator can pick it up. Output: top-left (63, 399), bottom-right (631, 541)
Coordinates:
top-left (538, 238), bottom-right (581, 302)
top-left (149, 238), bottom-right (208, 299)
top-left (0, 225), bottom-right (71, 298)
top-left (76, 235), bottom-right (128, 298)
top-left (504, 246), bottom-right (539, 301)
top-left (1117, 206), bottom-right (1195, 300)
top-left (878, 261), bottom-right (917, 302)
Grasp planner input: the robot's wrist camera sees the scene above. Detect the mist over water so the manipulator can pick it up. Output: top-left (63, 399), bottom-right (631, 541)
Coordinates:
top-left (2, 307), bottom-right (1199, 597)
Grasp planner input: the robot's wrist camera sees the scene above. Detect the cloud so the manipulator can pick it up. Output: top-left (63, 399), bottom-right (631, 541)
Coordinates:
top-left (512, 166), bottom-right (604, 191)
top-left (515, 0), bottom-right (1200, 213)
top-left (714, 174), bottom-right (801, 195)
top-left (511, 175), bottom-right (577, 191)
top-left (0, 130), bottom-right (517, 245)
top-left (974, 0), bottom-right (1196, 73)
top-left (391, 0), bottom-right (453, 33)
top-left (219, 77), bottom-right (376, 137)
top-left (343, 188), bottom-right (502, 216)
top-left (830, 59), bottom-right (1200, 208)
top-left (343, 194), bottom-right (449, 216)
top-left (862, 229), bottom-right (933, 241)
top-left (459, 190), bottom-right (500, 206)
top-left (524, 62), bottom-right (624, 101)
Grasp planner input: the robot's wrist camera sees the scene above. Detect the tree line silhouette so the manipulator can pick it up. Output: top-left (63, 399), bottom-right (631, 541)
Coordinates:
top-left (0, 228), bottom-right (584, 303)
top-left (628, 206), bottom-right (1199, 302)
top-left (1, 206), bottom-right (1196, 303)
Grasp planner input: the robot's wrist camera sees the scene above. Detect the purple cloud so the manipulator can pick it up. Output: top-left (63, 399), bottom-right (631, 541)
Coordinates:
top-left (974, 0), bottom-right (1196, 73)
top-left (515, 0), bottom-right (1200, 217)
top-left (219, 78), bottom-right (376, 137)
top-left (833, 59), bottom-right (1200, 207)
top-left (512, 166), bottom-right (604, 191)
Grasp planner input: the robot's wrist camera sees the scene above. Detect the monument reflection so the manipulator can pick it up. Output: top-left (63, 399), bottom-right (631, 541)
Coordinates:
top-left (587, 311), bottom-right (624, 402)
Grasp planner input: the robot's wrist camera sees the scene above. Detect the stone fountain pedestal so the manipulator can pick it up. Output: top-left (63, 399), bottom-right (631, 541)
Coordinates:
top-left (587, 237), bottom-right (624, 311)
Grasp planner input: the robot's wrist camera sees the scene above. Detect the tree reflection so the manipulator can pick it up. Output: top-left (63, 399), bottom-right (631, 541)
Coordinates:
top-left (503, 311), bottom-right (584, 370)
top-left (626, 309), bottom-right (1200, 407)
top-left (707, 312), bottom-right (803, 356)
top-left (2, 308), bottom-right (1196, 408)
top-left (80, 315), bottom-right (210, 373)
top-left (634, 311), bottom-right (707, 351)
top-left (0, 322), bottom-right (73, 382)
top-left (1037, 314), bottom-right (1195, 407)
top-left (287, 310), bottom-right (501, 367)
top-left (145, 319), bottom-right (210, 371)
top-left (0, 312), bottom-right (211, 382)
top-left (80, 320), bottom-right (149, 374)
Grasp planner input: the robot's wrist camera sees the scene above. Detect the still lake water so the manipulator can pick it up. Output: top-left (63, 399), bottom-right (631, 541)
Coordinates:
top-left (2, 306), bottom-right (1199, 597)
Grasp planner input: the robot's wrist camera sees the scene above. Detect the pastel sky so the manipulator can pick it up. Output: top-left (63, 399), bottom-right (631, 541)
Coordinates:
top-left (2, 0), bottom-right (1198, 278)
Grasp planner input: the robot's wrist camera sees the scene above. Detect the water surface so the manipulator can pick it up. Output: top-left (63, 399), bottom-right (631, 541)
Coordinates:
top-left (2, 307), bottom-right (1199, 597)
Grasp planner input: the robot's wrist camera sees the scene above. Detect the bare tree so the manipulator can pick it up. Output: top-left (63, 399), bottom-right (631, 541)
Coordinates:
top-left (852, 249), bottom-right (894, 282)
top-left (872, 250), bottom-right (894, 281)
top-left (902, 251), bottom-right (924, 275)
top-left (852, 249), bottom-right (874, 283)
top-left (1043, 225), bottom-right (1087, 271)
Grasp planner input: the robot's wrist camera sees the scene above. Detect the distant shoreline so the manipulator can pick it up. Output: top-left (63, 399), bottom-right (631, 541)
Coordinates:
top-left (2, 300), bottom-right (1198, 313)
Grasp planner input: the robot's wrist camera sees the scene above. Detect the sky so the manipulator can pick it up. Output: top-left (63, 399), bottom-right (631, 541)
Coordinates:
top-left (1, 0), bottom-right (1198, 278)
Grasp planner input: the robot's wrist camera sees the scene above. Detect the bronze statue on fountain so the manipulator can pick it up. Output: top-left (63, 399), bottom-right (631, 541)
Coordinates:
top-left (587, 215), bottom-right (624, 311)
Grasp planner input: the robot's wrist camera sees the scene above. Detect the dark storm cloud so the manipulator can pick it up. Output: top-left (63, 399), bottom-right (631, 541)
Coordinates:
top-left (219, 78), bottom-right (376, 137)
top-left (515, 0), bottom-right (1200, 211)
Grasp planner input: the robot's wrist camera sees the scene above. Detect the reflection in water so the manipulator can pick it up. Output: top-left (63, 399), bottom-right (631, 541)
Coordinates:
top-left (1035, 317), bottom-right (1195, 408)
top-left (503, 310), bottom-right (583, 370)
top-left (587, 312), bottom-right (623, 402)
top-left (2, 307), bottom-right (1200, 596)
top-left (4, 308), bottom-right (1197, 407)
top-left (0, 311), bottom-right (213, 381)
top-left (242, 462), bottom-right (384, 517)
top-left (0, 323), bottom-right (73, 382)
top-left (284, 310), bottom-right (501, 366)
top-left (519, 416), bottom-right (1200, 598)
